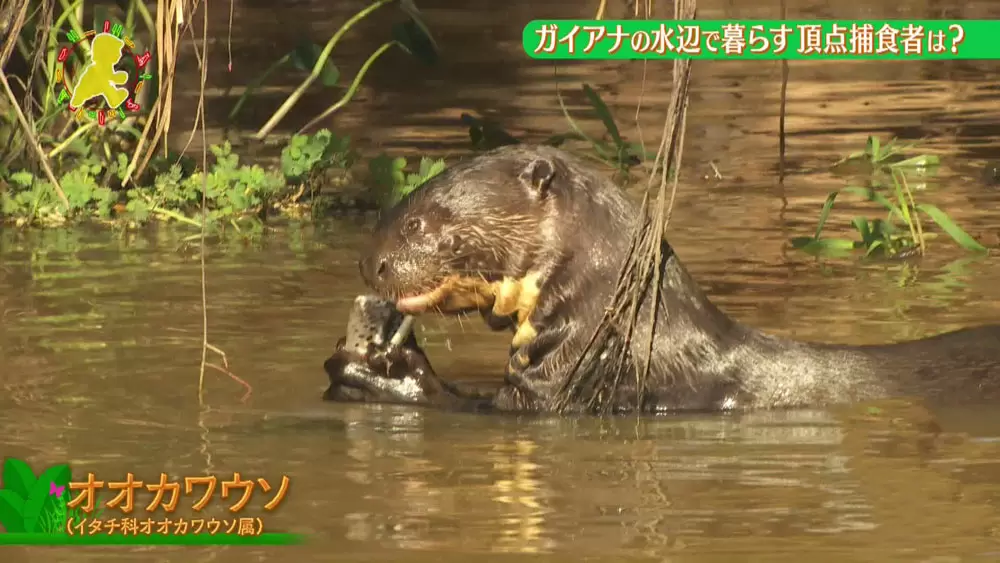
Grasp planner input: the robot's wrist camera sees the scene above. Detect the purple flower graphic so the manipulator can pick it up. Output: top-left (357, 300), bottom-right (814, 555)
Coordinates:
top-left (49, 481), bottom-right (65, 497)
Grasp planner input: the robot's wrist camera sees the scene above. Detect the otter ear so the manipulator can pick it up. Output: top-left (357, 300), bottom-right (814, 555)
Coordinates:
top-left (517, 157), bottom-right (557, 199)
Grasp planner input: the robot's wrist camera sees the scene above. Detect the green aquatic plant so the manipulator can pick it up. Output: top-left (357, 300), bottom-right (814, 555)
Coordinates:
top-left (122, 141), bottom-right (286, 231)
top-left (557, 83), bottom-right (654, 180)
top-left (1, 165), bottom-right (116, 227)
top-left (280, 129), bottom-right (357, 185)
top-left (1, 127), bottom-right (446, 231)
top-left (832, 135), bottom-right (940, 173)
top-left (461, 83), bottom-right (655, 184)
top-left (792, 138), bottom-right (987, 259)
top-left (368, 153), bottom-right (447, 207)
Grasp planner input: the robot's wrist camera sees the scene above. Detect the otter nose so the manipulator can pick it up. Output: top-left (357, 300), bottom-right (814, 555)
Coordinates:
top-left (359, 253), bottom-right (391, 288)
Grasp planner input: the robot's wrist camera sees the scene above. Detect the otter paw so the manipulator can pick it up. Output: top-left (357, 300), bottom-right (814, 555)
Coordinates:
top-left (505, 348), bottom-right (531, 379)
top-left (322, 340), bottom-right (373, 402)
top-left (324, 340), bottom-right (436, 405)
top-left (364, 343), bottom-right (423, 378)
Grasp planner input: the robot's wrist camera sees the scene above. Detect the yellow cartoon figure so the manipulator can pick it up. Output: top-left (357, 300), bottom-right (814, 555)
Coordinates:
top-left (70, 32), bottom-right (129, 109)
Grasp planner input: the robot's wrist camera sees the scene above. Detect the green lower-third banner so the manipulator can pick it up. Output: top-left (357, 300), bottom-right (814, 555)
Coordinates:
top-left (0, 532), bottom-right (305, 545)
top-left (522, 20), bottom-right (1000, 60)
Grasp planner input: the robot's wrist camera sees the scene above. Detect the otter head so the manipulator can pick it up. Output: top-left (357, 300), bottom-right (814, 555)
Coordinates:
top-left (358, 145), bottom-right (562, 316)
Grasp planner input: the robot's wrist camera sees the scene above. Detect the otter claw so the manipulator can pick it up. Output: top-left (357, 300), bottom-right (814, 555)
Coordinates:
top-left (506, 349), bottom-right (531, 378)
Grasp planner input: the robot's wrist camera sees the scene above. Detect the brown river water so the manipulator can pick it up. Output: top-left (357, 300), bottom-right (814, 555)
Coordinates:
top-left (3, 0), bottom-right (1000, 560)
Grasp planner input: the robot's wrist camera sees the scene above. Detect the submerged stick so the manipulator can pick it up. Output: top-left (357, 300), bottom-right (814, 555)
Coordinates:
top-left (390, 315), bottom-right (416, 346)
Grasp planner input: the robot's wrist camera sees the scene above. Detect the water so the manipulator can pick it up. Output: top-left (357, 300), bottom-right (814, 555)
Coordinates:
top-left (3, 0), bottom-right (1000, 560)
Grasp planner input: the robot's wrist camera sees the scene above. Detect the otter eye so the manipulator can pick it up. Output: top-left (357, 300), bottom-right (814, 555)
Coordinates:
top-left (403, 217), bottom-right (422, 235)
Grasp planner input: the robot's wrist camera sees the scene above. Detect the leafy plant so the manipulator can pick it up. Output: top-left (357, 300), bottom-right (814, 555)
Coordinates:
top-left (1, 165), bottom-right (116, 227)
top-left (461, 83), bottom-right (656, 184)
top-left (558, 83), bottom-right (652, 178)
top-left (3, 127), bottom-right (399, 231)
top-left (792, 137), bottom-right (987, 259)
top-left (280, 129), bottom-right (357, 185)
top-left (122, 142), bottom-right (285, 231)
top-left (832, 135), bottom-right (940, 172)
top-left (241, 0), bottom-right (439, 139)
top-left (368, 154), bottom-right (447, 207)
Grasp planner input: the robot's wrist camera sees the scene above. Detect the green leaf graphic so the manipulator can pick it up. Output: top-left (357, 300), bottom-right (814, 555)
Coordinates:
top-left (0, 489), bottom-right (27, 533)
top-left (39, 464), bottom-right (71, 525)
top-left (2, 458), bottom-right (38, 499)
top-left (24, 464), bottom-right (71, 533)
top-left (39, 464), bottom-right (71, 490)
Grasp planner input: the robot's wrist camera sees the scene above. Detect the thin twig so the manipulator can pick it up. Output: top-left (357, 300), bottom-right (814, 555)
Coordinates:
top-left (778, 0), bottom-right (789, 183)
top-left (205, 361), bottom-right (253, 403)
top-left (0, 0), bottom-right (29, 68)
top-left (195, 0), bottom-right (210, 405)
top-left (594, 0), bottom-right (607, 19)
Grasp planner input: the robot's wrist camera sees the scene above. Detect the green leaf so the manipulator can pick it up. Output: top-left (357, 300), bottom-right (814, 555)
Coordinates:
top-left (556, 88), bottom-right (609, 161)
top-left (790, 237), bottom-right (858, 256)
top-left (866, 135), bottom-right (881, 162)
top-left (851, 216), bottom-right (873, 245)
top-left (393, 18), bottom-right (438, 66)
top-left (290, 41), bottom-right (340, 87)
top-left (417, 156), bottom-right (446, 180)
top-left (789, 236), bottom-right (815, 249)
top-left (3, 458), bottom-right (38, 499)
top-left (92, 6), bottom-right (110, 40)
top-left (865, 239), bottom-right (885, 257)
top-left (889, 174), bottom-right (916, 229)
top-left (812, 191), bottom-right (840, 240)
top-left (869, 219), bottom-right (893, 247)
top-left (368, 153), bottom-right (403, 194)
top-left (626, 142), bottom-right (658, 162)
top-left (833, 150), bottom-right (868, 166)
top-left (581, 84), bottom-right (624, 150)
top-left (116, 124), bottom-right (144, 140)
top-left (841, 186), bottom-right (905, 222)
top-left (0, 489), bottom-right (26, 533)
top-left (459, 113), bottom-right (519, 150)
top-left (10, 171), bottom-right (35, 188)
top-left (915, 204), bottom-right (989, 254)
top-left (890, 154), bottom-right (940, 169)
top-left (23, 464), bottom-right (71, 533)
top-left (395, 0), bottom-right (439, 65)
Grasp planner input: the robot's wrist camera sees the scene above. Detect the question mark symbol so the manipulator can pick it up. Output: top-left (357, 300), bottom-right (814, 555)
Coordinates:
top-left (949, 24), bottom-right (965, 54)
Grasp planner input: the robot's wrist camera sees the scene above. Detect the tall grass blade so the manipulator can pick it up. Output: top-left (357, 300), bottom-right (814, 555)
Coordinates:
top-left (915, 203), bottom-right (989, 253)
top-left (582, 83), bottom-right (624, 149)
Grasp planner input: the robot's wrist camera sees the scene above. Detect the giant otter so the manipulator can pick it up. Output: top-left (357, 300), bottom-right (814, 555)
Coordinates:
top-left (323, 144), bottom-right (1000, 414)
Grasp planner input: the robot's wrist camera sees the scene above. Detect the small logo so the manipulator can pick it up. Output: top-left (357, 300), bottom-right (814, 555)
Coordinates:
top-left (55, 20), bottom-right (154, 127)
